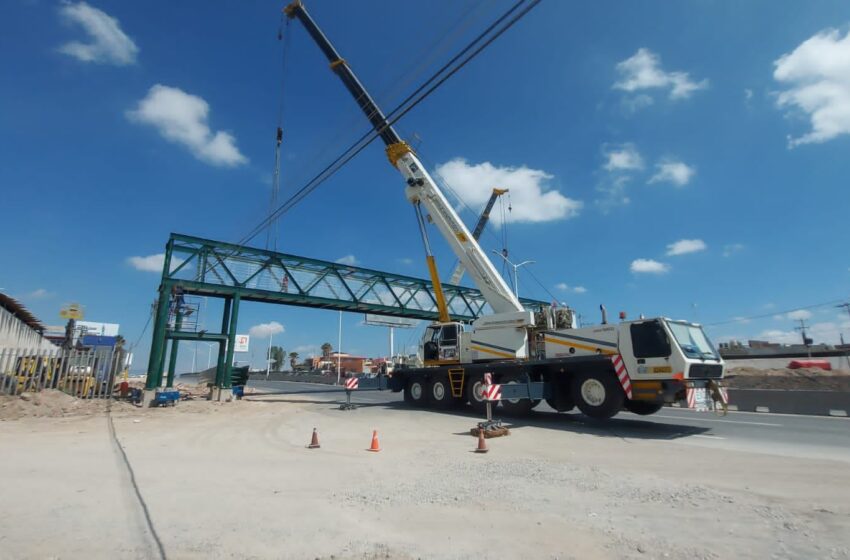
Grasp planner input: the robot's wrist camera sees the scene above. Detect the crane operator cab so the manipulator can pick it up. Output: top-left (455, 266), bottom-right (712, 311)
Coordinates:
top-left (422, 322), bottom-right (465, 365)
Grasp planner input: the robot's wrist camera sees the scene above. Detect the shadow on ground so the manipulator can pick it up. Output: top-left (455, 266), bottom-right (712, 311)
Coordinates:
top-left (246, 389), bottom-right (710, 441)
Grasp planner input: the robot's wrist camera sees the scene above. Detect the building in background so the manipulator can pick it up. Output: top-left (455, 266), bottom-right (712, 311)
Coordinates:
top-left (0, 293), bottom-right (55, 351)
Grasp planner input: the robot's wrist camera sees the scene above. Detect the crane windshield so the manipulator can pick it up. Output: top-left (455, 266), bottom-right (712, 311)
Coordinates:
top-left (666, 321), bottom-right (719, 360)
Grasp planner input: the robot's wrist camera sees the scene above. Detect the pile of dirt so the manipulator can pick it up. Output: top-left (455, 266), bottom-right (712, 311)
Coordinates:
top-left (725, 367), bottom-right (850, 391)
top-left (0, 390), bottom-right (108, 421)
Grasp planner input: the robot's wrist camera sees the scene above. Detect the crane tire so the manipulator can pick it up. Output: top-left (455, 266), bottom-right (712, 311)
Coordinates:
top-left (624, 401), bottom-right (663, 416)
top-left (404, 377), bottom-right (428, 407)
top-left (465, 376), bottom-right (488, 414)
top-left (571, 370), bottom-right (624, 419)
top-left (428, 375), bottom-right (453, 409)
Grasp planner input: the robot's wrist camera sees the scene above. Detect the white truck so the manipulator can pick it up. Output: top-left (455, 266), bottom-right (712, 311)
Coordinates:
top-left (284, 0), bottom-right (727, 419)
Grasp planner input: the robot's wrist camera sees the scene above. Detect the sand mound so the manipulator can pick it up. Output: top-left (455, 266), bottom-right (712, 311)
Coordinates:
top-left (0, 390), bottom-right (108, 421)
top-left (726, 367), bottom-right (850, 391)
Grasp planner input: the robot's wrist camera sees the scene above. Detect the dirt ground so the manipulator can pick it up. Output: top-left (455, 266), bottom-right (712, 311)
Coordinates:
top-left (725, 367), bottom-right (850, 391)
top-left (0, 391), bottom-right (848, 560)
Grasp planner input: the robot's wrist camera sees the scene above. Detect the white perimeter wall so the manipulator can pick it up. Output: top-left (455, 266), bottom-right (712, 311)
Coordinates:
top-left (0, 306), bottom-right (56, 351)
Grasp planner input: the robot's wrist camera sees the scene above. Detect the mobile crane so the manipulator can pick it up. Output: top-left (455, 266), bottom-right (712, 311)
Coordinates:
top-left (284, 1), bottom-right (727, 418)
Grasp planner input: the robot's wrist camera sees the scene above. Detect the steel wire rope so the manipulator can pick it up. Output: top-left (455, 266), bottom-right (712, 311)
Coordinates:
top-left (230, 0), bottom-right (542, 251)
top-left (193, 0), bottom-right (542, 299)
top-left (265, 0), bottom-right (490, 225)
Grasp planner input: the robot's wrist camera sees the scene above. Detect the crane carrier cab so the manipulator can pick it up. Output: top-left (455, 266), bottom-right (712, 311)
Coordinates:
top-left (389, 313), bottom-right (725, 419)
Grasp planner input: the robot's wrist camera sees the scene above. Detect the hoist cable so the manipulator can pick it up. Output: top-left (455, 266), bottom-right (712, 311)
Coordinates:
top-left (232, 0), bottom-right (542, 250)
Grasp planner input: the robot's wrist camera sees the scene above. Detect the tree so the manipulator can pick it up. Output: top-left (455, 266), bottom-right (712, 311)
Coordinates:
top-left (289, 351), bottom-right (299, 370)
top-left (321, 342), bottom-right (332, 358)
top-left (267, 346), bottom-right (285, 371)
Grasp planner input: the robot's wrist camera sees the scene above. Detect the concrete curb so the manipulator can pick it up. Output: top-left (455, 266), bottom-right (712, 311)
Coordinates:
top-left (726, 389), bottom-right (850, 417)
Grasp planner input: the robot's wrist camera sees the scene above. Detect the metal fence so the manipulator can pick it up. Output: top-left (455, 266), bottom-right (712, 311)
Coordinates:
top-left (0, 346), bottom-right (129, 398)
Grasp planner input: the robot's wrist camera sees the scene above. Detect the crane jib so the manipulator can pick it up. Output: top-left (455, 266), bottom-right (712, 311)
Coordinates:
top-left (285, 2), bottom-right (402, 147)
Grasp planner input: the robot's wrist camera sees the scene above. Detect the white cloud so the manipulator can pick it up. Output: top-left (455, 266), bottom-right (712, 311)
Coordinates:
top-left (732, 316), bottom-right (751, 325)
top-left (57, 1), bottom-right (138, 65)
top-left (18, 288), bottom-right (54, 301)
top-left (596, 144), bottom-right (643, 209)
top-left (774, 28), bottom-right (850, 147)
top-left (614, 48), bottom-right (708, 101)
top-left (666, 238), bottom-right (707, 256)
top-left (556, 282), bottom-right (587, 294)
top-left (397, 257), bottom-right (414, 266)
top-left (648, 160), bottom-right (696, 187)
top-left (127, 253), bottom-right (165, 272)
top-left (744, 88), bottom-right (754, 101)
top-left (604, 144), bottom-right (644, 172)
top-left (722, 243), bottom-right (745, 257)
top-left (335, 255), bottom-right (359, 266)
top-left (248, 321), bottom-right (285, 339)
top-left (435, 158), bottom-right (582, 224)
top-left (127, 85), bottom-right (247, 167)
top-left (787, 309), bottom-right (812, 321)
top-left (630, 258), bottom-right (670, 274)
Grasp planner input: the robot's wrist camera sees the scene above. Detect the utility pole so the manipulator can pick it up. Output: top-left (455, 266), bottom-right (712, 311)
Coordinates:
top-left (837, 303), bottom-right (850, 369)
top-left (794, 319), bottom-right (812, 358)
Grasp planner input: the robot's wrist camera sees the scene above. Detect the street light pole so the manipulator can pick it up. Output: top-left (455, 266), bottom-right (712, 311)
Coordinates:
top-left (266, 332), bottom-right (273, 379)
top-left (490, 250), bottom-right (535, 298)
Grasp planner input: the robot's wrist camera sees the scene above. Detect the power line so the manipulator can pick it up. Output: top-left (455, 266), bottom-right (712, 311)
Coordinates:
top-left (704, 298), bottom-right (847, 327)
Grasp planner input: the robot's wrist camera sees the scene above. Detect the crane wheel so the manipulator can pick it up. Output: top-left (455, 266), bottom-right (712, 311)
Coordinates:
top-left (404, 378), bottom-right (428, 407)
top-left (428, 375), bottom-right (453, 409)
top-left (571, 370), bottom-right (624, 419)
top-left (624, 400), bottom-right (663, 416)
top-left (465, 376), bottom-right (488, 414)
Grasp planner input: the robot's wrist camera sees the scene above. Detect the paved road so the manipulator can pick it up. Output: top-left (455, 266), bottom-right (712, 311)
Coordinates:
top-left (247, 379), bottom-right (850, 463)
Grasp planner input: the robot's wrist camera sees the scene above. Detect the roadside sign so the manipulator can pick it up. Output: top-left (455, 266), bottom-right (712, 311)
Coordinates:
top-left (344, 377), bottom-right (359, 390)
top-left (60, 303), bottom-right (84, 320)
top-left (234, 334), bottom-right (250, 353)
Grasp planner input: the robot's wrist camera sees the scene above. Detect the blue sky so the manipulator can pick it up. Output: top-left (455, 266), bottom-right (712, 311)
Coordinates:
top-left (3, 0), bottom-right (850, 372)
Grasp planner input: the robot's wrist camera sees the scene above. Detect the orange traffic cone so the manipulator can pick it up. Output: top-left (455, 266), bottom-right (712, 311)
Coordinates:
top-left (307, 428), bottom-right (321, 449)
top-left (474, 429), bottom-right (489, 453)
top-left (367, 430), bottom-right (381, 452)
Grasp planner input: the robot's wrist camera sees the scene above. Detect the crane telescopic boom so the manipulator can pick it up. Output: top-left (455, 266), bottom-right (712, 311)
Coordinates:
top-left (448, 188), bottom-right (508, 286)
top-left (284, 1), bottom-right (525, 317)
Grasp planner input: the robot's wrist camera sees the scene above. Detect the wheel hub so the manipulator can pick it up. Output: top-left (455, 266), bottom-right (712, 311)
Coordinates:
top-left (411, 382), bottom-right (423, 400)
top-left (433, 382), bottom-right (445, 400)
top-left (580, 378), bottom-right (606, 407)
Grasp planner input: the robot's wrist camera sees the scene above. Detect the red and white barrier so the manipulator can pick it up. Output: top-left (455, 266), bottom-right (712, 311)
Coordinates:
top-left (611, 355), bottom-right (632, 399)
top-left (344, 377), bottom-right (359, 390)
top-left (484, 383), bottom-right (502, 401)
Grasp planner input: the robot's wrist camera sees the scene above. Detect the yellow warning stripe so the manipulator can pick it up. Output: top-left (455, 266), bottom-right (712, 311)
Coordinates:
top-left (470, 345), bottom-right (515, 359)
top-left (544, 336), bottom-right (617, 356)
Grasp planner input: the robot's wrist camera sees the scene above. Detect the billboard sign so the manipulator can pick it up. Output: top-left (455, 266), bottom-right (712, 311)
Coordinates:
top-left (234, 334), bottom-right (250, 353)
top-left (364, 314), bottom-right (418, 328)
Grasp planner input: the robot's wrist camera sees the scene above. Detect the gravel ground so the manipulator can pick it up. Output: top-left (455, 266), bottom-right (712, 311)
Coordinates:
top-left (0, 391), bottom-right (848, 559)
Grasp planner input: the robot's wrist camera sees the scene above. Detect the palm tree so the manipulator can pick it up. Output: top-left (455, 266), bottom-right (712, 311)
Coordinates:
top-left (321, 342), bottom-right (332, 358)
top-left (289, 351), bottom-right (299, 371)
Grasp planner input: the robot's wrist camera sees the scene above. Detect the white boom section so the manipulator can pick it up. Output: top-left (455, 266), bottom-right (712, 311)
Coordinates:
top-left (393, 152), bottom-right (525, 316)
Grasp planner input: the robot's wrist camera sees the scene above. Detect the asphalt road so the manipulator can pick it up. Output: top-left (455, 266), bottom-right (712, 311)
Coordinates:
top-left (247, 379), bottom-right (850, 463)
